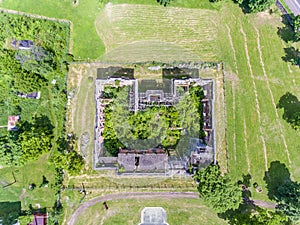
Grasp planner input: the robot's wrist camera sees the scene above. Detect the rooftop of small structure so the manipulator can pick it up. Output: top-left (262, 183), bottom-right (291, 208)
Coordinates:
top-left (139, 207), bottom-right (169, 225)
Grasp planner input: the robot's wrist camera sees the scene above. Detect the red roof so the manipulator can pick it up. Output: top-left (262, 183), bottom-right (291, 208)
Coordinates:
top-left (28, 213), bottom-right (48, 225)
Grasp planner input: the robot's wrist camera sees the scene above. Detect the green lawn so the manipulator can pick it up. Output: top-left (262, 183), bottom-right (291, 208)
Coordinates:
top-left (95, 3), bottom-right (218, 62)
top-left (218, 3), bottom-right (300, 200)
top-left (0, 154), bottom-right (56, 210)
top-left (74, 198), bottom-right (227, 225)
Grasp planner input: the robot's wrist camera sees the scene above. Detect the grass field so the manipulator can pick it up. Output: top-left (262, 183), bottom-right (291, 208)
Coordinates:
top-left (96, 3), bottom-right (218, 62)
top-left (218, 3), bottom-right (300, 200)
top-left (0, 154), bottom-right (57, 209)
top-left (74, 197), bottom-right (227, 225)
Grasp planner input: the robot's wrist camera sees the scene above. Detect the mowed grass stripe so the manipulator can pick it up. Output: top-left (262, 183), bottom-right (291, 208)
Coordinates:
top-left (241, 24), bottom-right (291, 168)
top-left (240, 27), bottom-right (268, 171)
top-left (95, 3), bottom-right (218, 61)
top-left (254, 26), bottom-right (291, 165)
top-left (224, 15), bottom-right (267, 184)
top-left (257, 24), bottom-right (300, 178)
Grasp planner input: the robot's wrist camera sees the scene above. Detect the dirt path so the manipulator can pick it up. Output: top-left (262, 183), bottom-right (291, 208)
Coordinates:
top-left (254, 27), bottom-right (291, 166)
top-left (252, 199), bottom-right (277, 209)
top-left (240, 28), bottom-right (268, 172)
top-left (67, 192), bottom-right (199, 225)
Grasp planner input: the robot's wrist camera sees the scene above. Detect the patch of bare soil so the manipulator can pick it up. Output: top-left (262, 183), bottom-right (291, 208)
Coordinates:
top-left (20, 188), bottom-right (26, 199)
top-left (253, 11), bottom-right (281, 27)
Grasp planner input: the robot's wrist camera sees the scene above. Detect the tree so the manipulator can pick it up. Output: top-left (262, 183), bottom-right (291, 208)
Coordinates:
top-left (194, 164), bottom-right (242, 213)
top-left (277, 92), bottom-right (300, 130)
top-left (157, 0), bottom-right (171, 7)
top-left (248, 0), bottom-right (276, 13)
top-left (223, 205), bottom-right (290, 225)
top-left (293, 15), bottom-right (300, 41)
top-left (276, 181), bottom-right (300, 221)
top-left (18, 115), bottom-right (54, 161)
top-left (51, 134), bottom-right (84, 175)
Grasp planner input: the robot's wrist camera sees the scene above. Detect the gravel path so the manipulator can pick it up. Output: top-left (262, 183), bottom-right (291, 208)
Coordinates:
top-left (67, 192), bottom-right (199, 225)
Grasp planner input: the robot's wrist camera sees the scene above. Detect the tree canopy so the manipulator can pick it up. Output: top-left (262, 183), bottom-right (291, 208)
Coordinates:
top-left (194, 164), bottom-right (242, 213)
top-left (276, 181), bottom-right (300, 221)
top-left (248, 0), bottom-right (276, 12)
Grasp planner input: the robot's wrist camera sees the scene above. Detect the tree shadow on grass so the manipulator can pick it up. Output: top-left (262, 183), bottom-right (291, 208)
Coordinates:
top-left (277, 15), bottom-right (297, 43)
top-left (238, 173), bottom-right (252, 198)
top-left (277, 92), bottom-right (300, 129)
top-left (0, 201), bottom-right (21, 225)
top-left (282, 47), bottom-right (300, 67)
top-left (264, 161), bottom-right (291, 200)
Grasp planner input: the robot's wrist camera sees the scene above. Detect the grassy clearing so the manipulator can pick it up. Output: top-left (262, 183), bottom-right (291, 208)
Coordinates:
top-left (218, 3), bottom-right (300, 200)
top-left (95, 3), bottom-right (218, 62)
top-left (67, 64), bottom-right (97, 168)
top-left (0, 0), bottom-right (105, 59)
top-left (74, 197), bottom-right (227, 225)
top-left (0, 154), bottom-right (56, 209)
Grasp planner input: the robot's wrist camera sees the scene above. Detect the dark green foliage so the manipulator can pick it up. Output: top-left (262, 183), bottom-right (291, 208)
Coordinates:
top-left (157, 0), bottom-right (172, 7)
top-left (13, 72), bottom-right (47, 93)
top-left (0, 201), bottom-right (21, 225)
top-left (0, 132), bottom-right (23, 166)
top-left (277, 92), bottom-right (300, 129)
top-left (51, 134), bottom-right (84, 176)
top-left (263, 161), bottom-right (291, 200)
top-left (18, 115), bottom-right (54, 161)
top-left (236, 0), bottom-right (275, 13)
top-left (194, 164), bottom-right (242, 213)
top-left (293, 16), bottom-right (300, 40)
top-left (282, 47), bottom-right (300, 67)
top-left (222, 204), bottom-right (290, 225)
top-left (264, 161), bottom-right (300, 221)
top-left (276, 182), bottom-right (300, 221)
top-left (248, 0), bottom-right (275, 12)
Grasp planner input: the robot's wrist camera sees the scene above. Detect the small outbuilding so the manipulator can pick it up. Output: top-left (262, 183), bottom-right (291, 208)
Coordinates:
top-left (139, 207), bottom-right (169, 225)
top-left (7, 116), bottom-right (20, 131)
top-left (11, 40), bottom-right (34, 50)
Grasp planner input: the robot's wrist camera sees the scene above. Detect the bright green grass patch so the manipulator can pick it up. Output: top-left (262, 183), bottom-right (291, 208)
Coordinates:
top-left (0, 0), bottom-right (105, 59)
top-left (75, 198), bottom-right (227, 225)
top-left (0, 154), bottom-right (56, 209)
top-left (96, 3), bottom-right (218, 62)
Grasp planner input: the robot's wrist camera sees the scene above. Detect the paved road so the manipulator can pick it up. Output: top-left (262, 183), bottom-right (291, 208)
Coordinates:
top-left (284, 0), bottom-right (300, 16)
top-left (67, 192), bottom-right (199, 225)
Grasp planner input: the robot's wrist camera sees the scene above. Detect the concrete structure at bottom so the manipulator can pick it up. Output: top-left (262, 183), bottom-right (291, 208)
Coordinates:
top-left (139, 207), bottom-right (169, 225)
